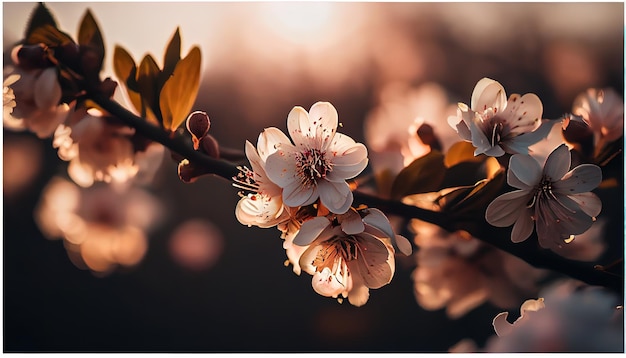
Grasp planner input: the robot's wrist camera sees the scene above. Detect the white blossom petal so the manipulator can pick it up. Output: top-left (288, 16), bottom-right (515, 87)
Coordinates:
top-left (567, 192), bottom-right (602, 218)
top-left (340, 211), bottom-right (365, 235)
top-left (293, 216), bottom-right (331, 246)
top-left (510, 208), bottom-right (534, 243)
top-left (543, 144), bottom-right (571, 181)
top-left (508, 154), bottom-right (541, 189)
top-left (33, 68), bottom-right (61, 109)
top-left (257, 127), bottom-right (290, 162)
top-left (471, 78), bottom-right (507, 113)
top-left (554, 164), bottom-right (602, 194)
top-left (282, 180), bottom-right (317, 207)
top-left (353, 233), bottom-right (393, 289)
top-left (318, 180), bottom-right (352, 214)
top-left (485, 190), bottom-right (532, 227)
top-left (499, 93), bottom-right (542, 137)
top-left (264, 145), bottom-right (299, 187)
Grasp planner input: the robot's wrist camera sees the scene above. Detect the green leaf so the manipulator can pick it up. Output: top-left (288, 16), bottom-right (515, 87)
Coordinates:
top-left (390, 150), bottom-right (446, 200)
top-left (78, 9), bottom-right (105, 72)
top-left (24, 3), bottom-right (58, 41)
top-left (137, 54), bottom-right (162, 122)
top-left (159, 46), bottom-right (201, 131)
top-left (159, 27), bottom-right (181, 88)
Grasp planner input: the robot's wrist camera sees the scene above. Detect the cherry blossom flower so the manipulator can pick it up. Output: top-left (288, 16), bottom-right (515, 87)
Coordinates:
top-left (485, 281), bottom-right (623, 352)
top-left (265, 102), bottom-right (369, 214)
top-left (293, 208), bottom-right (410, 306)
top-left (3, 74), bottom-right (19, 120)
top-left (35, 177), bottom-right (164, 275)
top-left (409, 218), bottom-right (547, 319)
top-left (485, 144), bottom-right (602, 250)
top-left (3, 66), bottom-right (70, 138)
top-left (448, 77), bottom-right (554, 157)
top-left (234, 128), bottom-right (291, 228)
top-left (571, 87), bottom-right (624, 149)
top-left (52, 108), bottom-right (139, 187)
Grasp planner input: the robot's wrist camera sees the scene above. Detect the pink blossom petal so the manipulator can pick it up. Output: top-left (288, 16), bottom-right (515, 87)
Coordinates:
top-left (287, 106), bottom-right (311, 148)
top-left (318, 180), bottom-right (352, 214)
top-left (543, 144), bottom-right (571, 181)
top-left (492, 312), bottom-right (514, 337)
top-left (340, 211), bottom-right (365, 235)
top-left (347, 271), bottom-right (370, 307)
top-left (308, 101), bottom-right (339, 151)
top-left (293, 216), bottom-right (331, 246)
top-left (362, 208), bottom-right (412, 256)
top-left (311, 267), bottom-right (347, 298)
top-left (499, 93), bottom-right (543, 136)
top-left (504, 119), bottom-right (559, 155)
top-left (510, 208), bottom-right (534, 243)
top-left (257, 127), bottom-right (290, 162)
top-left (508, 154), bottom-right (541, 189)
top-left (554, 164), bottom-right (602, 194)
top-left (328, 132), bottom-right (356, 153)
top-left (471, 78), bottom-right (507, 113)
top-left (485, 190), bottom-right (532, 227)
top-left (448, 113), bottom-right (472, 141)
top-left (34, 68), bottom-right (62, 109)
top-left (326, 158), bottom-right (368, 183)
top-left (282, 180), bottom-right (317, 207)
top-left (264, 145), bottom-right (299, 187)
top-left (567, 192), bottom-right (602, 218)
top-left (535, 195), bottom-right (594, 249)
top-left (299, 244), bottom-right (322, 275)
top-left (348, 235), bottom-right (393, 290)
top-left (244, 140), bottom-right (264, 174)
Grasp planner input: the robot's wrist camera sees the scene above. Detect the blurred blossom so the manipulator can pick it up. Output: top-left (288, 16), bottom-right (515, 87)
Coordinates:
top-left (169, 219), bottom-right (224, 271)
top-left (3, 64), bottom-right (70, 138)
top-left (53, 108), bottom-right (142, 187)
top-left (364, 82), bottom-right (457, 194)
top-left (3, 135), bottom-right (43, 198)
top-left (448, 77), bottom-right (554, 157)
top-left (35, 177), bottom-right (163, 275)
top-left (3, 74), bottom-right (19, 119)
top-left (485, 281), bottom-right (624, 352)
top-left (486, 144), bottom-right (602, 251)
top-left (409, 218), bottom-right (547, 319)
top-left (571, 87), bottom-right (624, 152)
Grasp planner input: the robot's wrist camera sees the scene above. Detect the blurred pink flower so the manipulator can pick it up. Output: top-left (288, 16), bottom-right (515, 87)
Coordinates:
top-left (265, 102), bottom-right (368, 214)
top-left (410, 218), bottom-right (547, 319)
top-left (485, 281), bottom-right (623, 352)
top-left (35, 177), bottom-right (163, 275)
top-left (448, 78), bottom-right (553, 157)
top-left (572, 87), bottom-right (624, 149)
top-left (486, 144), bottom-right (602, 250)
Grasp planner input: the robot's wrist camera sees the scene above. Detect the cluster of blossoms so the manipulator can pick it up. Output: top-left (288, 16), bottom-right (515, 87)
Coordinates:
top-left (233, 101), bottom-right (411, 306)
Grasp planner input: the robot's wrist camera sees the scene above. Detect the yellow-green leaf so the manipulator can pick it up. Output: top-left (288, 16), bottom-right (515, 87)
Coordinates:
top-left (159, 46), bottom-right (201, 131)
top-left (390, 150), bottom-right (446, 200)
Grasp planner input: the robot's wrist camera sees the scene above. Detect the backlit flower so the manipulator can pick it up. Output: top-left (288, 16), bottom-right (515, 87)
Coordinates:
top-left (265, 102), bottom-right (368, 214)
top-left (448, 78), bottom-right (554, 157)
top-left (571, 87), bottom-right (624, 148)
top-left (52, 108), bottom-right (139, 187)
top-left (234, 128), bottom-right (291, 228)
top-left (3, 74), bottom-right (19, 120)
top-left (486, 144), bottom-right (602, 250)
top-left (293, 208), bottom-right (410, 306)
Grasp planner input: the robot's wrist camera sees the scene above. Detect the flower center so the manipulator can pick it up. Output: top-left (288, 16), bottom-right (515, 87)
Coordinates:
top-left (313, 235), bottom-right (360, 273)
top-left (296, 148), bottom-right (332, 187)
top-left (527, 176), bottom-right (554, 208)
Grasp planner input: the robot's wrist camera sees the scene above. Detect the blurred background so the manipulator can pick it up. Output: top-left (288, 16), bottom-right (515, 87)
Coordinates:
top-left (3, 2), bottom-right (624, 352)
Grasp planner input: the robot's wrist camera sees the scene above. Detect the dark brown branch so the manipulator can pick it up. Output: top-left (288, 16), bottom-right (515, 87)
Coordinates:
top-left (89, 94), bottom-right (623, 296)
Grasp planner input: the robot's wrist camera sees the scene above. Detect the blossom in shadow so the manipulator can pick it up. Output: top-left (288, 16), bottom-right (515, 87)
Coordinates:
top-left (486, 144), bottom-right (602, 250)
top-left (571, 87), bottom-right (624, 152)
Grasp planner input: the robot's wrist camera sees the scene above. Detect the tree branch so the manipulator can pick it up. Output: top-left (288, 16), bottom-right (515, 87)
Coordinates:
top-left (89, 94), bottom-right (623, 296)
